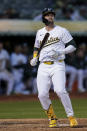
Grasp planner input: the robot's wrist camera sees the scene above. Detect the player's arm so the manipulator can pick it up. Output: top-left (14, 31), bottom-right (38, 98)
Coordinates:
top-left (30, 30), bottom-right (40, 66)
top-left (57, 27), bottom-right (77, 55)
top-left (33, 47), bottom-right (39, 58)
top-left (30, 47), bottom-right (39, 66)
top-left (59, 28), bottom-right (76, 54)
top-left (51, 28), bottom-right (77, 57)
top-left (60, 39), bottom-right (76, 55)
top-left (51, 39), bottom-right (76, 58)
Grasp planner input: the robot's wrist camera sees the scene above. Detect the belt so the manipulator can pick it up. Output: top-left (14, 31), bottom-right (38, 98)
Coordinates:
top-left (44, 60), bottom-right (63, 65)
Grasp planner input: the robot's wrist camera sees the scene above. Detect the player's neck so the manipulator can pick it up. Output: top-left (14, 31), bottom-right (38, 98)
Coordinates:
top-left (45, 24), bottom-right (55, 31)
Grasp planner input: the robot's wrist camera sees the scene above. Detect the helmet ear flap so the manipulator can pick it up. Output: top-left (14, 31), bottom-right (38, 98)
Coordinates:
top-left (42, 16), bottom-right (47, 23)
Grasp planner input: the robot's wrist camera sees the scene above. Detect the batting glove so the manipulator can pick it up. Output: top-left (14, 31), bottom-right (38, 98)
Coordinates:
top-left (30, 57), bottom-right (38, 66)
top-left (47, 50), bottom-right (64, 59)
top-left (51, 50), bottom-right (65, 58)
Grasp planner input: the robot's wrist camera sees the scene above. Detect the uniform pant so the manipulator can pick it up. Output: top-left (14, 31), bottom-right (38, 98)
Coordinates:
top-left (37, 62), bottom-right (74, 117)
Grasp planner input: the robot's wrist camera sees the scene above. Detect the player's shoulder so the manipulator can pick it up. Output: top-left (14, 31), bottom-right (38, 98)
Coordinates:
top-left (37, 27), bottom-right (45, 34)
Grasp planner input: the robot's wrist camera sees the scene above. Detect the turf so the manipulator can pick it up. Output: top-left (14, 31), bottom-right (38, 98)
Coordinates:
top-left (0, 98), bottom-right (87, 119)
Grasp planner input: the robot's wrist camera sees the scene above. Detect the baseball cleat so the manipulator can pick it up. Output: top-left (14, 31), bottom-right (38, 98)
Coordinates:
top-left (45, 104), bottom-right (57, 119)
top-left (68, 116), bottom-right (78, 127)
top-left (49, 118), bottom-right (57, 127)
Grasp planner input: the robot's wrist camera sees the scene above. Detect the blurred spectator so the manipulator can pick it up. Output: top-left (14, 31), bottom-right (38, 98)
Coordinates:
top-left (22, 42), bottom-right (30, 57)
top-left (84, 56), bottom-right (87, 90)
top-left (21, 43), bottom-right (36, 94)
top-left (79, 6), bottom-right (87, 19)
top-left (79, 43), bottom-right (87, 90)
top-left (65, 52), bottom-right (77, 92)
top-left (66, 43), bottom-right (87, 93)
top-left (3, 8), bottom-right (19, 19)
top-left (75, 46), bottom-right (86, 92)
top-left (0, 0), bottom-right (87, 20)
top-left (10, 44), bottom-right (29, 95)
top-left (0, 41), bottom-right (14, 95)
top-left (62, 5), bottom-right (86, 21)
top-left (70, 9), bottom-right (86, 21)
top-left (22, 43), bottom-right (38, 94)
top-left (4, 41), bottom-right (13, 54)
top-left (79, 42), bottom-right (87, 52)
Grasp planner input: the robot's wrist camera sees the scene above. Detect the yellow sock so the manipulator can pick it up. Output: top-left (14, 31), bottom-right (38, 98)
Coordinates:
top-left (45, 104), bottom-right (57, 120)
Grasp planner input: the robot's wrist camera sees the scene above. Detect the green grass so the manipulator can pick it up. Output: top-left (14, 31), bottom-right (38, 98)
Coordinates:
top-left (0, 98), bottom-right (87, 119)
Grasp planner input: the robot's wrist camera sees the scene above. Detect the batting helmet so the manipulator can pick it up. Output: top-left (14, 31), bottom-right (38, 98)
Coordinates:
top-left (42, 8), bottom-right (55, 25)
top-left (42, 8), bottom-right (55, 17)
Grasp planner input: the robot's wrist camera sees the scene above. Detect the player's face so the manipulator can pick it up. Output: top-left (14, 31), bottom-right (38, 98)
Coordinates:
top-left (44, 13), bottom-right (54, 23)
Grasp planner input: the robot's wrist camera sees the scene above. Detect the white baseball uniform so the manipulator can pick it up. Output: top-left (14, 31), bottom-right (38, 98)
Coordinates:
top-left (0, 49), bottom-right (14, 95)
top-left (34, 25), bottom-right (75, 117)
top-left (11, 53), bottom-right (27, 83)
top-left (10, 52), bottom-right (27, 94)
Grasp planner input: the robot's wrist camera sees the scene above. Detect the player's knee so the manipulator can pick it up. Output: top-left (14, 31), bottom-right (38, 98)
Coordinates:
top-left (38, 94), bottom-right (44, 100)
top-left (38, 93), bottom-right (47, 100)
top-left (55, 90), bottom-right (67, 97)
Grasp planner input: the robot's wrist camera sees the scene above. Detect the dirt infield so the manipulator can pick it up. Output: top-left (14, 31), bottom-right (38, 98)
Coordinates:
top-left (0, 93), bottom-right (87, 131)
top-left (0, 118), bottom-right (87, 131)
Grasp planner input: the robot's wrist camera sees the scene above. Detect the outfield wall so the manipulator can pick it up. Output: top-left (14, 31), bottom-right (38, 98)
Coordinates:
top-left (0, 20), bottom-right (87, 36)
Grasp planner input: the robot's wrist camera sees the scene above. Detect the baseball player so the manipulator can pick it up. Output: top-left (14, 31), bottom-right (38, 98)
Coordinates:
top-left (0, 41), bottom-right (14, 95)
top-left (10, 44), bottom-right (27, 94)
top-left (30, 8), bottom-right (78, 127)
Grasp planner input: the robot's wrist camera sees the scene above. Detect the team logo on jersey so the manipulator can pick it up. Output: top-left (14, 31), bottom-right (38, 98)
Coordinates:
top-left (40, 37), bottom-right (60, 47)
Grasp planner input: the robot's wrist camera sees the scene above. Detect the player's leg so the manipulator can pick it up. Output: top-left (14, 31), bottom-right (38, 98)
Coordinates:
top-left (52, 69), bottom-right (78, 127)
top-left (37, 65), bottom-right (57, 127)
top-left (37, 69), bottom-right (51, 110)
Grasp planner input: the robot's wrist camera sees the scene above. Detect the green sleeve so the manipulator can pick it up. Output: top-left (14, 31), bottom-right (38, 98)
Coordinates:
top-left (66, 39), bottom-right (77, 48)
top-left (34, 47), bottom-right (39, 51)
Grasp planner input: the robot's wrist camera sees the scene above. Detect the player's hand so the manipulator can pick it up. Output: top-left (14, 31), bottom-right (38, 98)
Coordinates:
top-left (51, 50), bottom-right (64, 58)
top-left (30, 57), bottom-right (38, 66)
top-left (50, 50), bottom-right (61, 58)
top-left (46, 50), bottom-right (58, 58)
top-left (47, 50), bottom-right (64, 59)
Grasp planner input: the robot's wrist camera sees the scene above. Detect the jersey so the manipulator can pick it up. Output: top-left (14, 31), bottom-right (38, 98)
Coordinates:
top-left (0, 49), bottom-right (10, 70)
top-left (10, 53), bottom-right (27, 83)
top-left (34, 25), bottom-right (73, 62)
top-left (11, 53), bottom-right (27, 67)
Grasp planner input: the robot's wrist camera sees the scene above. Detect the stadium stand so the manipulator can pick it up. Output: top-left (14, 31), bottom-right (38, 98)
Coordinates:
top-left (0, 0), bottom-right (87, 20)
